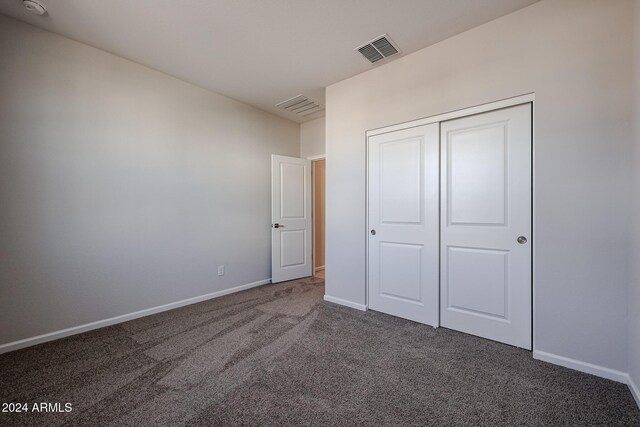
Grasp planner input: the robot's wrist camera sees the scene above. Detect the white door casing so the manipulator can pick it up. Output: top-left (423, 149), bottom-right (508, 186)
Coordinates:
top-left (271, 155), bottom-right (312, 283)
top-left (440, 103), bottom-right (532, 349)
top-left (367, 124), bottom-right (439, 326)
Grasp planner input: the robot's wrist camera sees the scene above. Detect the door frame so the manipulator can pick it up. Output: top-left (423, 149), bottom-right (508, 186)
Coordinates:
top-left (365, 93), bottom-right (535, 346)
top-left (309, 154), bottom-right (326, 276)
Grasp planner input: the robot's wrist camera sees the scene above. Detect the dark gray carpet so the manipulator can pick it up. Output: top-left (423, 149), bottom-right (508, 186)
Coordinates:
top-left (1, 277), bottom-right (638, 426)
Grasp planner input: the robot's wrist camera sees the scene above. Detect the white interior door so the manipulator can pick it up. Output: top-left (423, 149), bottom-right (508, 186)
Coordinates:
top-left (368, 124), bottom-right (439, 326)
top-left (271, 155), bottom-right (312, 283)
top-left (440, 103), bottom-right (532, 349)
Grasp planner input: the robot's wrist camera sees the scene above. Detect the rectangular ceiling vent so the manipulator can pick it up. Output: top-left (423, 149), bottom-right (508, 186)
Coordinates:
top-left (355, 34), bottom-right (400, 64)
top-left (275, 95), bottom-right (324, 116)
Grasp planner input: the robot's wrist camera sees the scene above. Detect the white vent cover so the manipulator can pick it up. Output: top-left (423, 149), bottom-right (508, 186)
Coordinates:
top-left (275, 95), bottom-right (324, 116)
top-left (355, 34), bottom-right (400, 64)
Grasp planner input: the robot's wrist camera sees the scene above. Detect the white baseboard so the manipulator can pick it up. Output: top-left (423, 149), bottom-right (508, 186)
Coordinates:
top-left (323, 294), bottom-right (367, 311)
top-left (627, 374), bottom-right (640, 408)
top-left (0, 278), bottom-right (271, 355)
top-left (532, 350), bottom-right (628, 383)
top-left (314, 266), bottom-right (325, 272)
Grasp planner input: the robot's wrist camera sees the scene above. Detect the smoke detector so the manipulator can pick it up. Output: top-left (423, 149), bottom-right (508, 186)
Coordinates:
top-left (355, 34), bottom-right (401, 64)
top-left (23, 0), bottom-right (47, 15)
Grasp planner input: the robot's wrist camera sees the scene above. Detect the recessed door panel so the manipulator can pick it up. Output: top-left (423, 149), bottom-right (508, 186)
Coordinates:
top-left (447, 246), bottom-right (508, 319)
top-left (440, 104), bottom-right (531, 349)
top-left (379, 242), bottom-right (423, 302)
top-left (368, 124), bottom-right (439, 326)
top-left (380, 138), bottom-right (423, 224)
top-left (448, 123), bottom-right (507, 225)
top-left (280, 163), bottom-right (306, 219)
top-left (280, 230), bottom-right (306, 268)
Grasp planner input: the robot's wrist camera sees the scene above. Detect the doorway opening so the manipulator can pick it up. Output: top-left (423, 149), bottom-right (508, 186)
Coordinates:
top-left (270, 154), bottom-right (324, 284)
top-left (312, 158), bottom-right (326, 280)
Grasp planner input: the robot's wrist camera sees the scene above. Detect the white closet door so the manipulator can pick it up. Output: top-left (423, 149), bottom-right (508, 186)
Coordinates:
top-left (440, 103), bottom-right (532, 349)
top-left (368, 124), bottom-right (439, 326)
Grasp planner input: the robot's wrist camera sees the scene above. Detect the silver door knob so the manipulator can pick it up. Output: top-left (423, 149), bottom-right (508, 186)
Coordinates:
top-left (370, 229), bottom-right (376, 235)
top-left (273, 223), bottom-right (283, 228)
top-left (517, 236), bottom-right (527, 244)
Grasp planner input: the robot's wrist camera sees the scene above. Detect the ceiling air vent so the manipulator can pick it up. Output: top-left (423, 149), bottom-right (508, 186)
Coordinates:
top-left (355, 34), bottom-right (400, 64)
top-left (275, 95), bottom-right (324, 117)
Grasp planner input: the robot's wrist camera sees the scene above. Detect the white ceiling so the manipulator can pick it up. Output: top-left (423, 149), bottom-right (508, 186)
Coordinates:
top-left (0, 0), bottom-right (540, 123)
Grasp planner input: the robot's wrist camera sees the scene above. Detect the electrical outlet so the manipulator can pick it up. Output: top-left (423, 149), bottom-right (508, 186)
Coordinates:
top-left (217, 265), bottom-right (225, 276)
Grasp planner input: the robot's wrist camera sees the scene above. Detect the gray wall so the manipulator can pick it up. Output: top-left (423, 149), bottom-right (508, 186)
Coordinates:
top-left (325, 0), bottom-right (633, 373)
top-left (300, 117), bottom-right (326, 158)
top-left (0, 15), bottom-right (299, 345)
top-left (630, 0), bottom-right (640, 398)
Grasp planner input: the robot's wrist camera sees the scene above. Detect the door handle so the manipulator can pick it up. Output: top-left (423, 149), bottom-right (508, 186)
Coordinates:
top-left (517, 236), bottom-right (527, 244)
top-left (370, 229), bottom-right (376, 235)
top-left (273, 223), bottom-right (284, 228)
